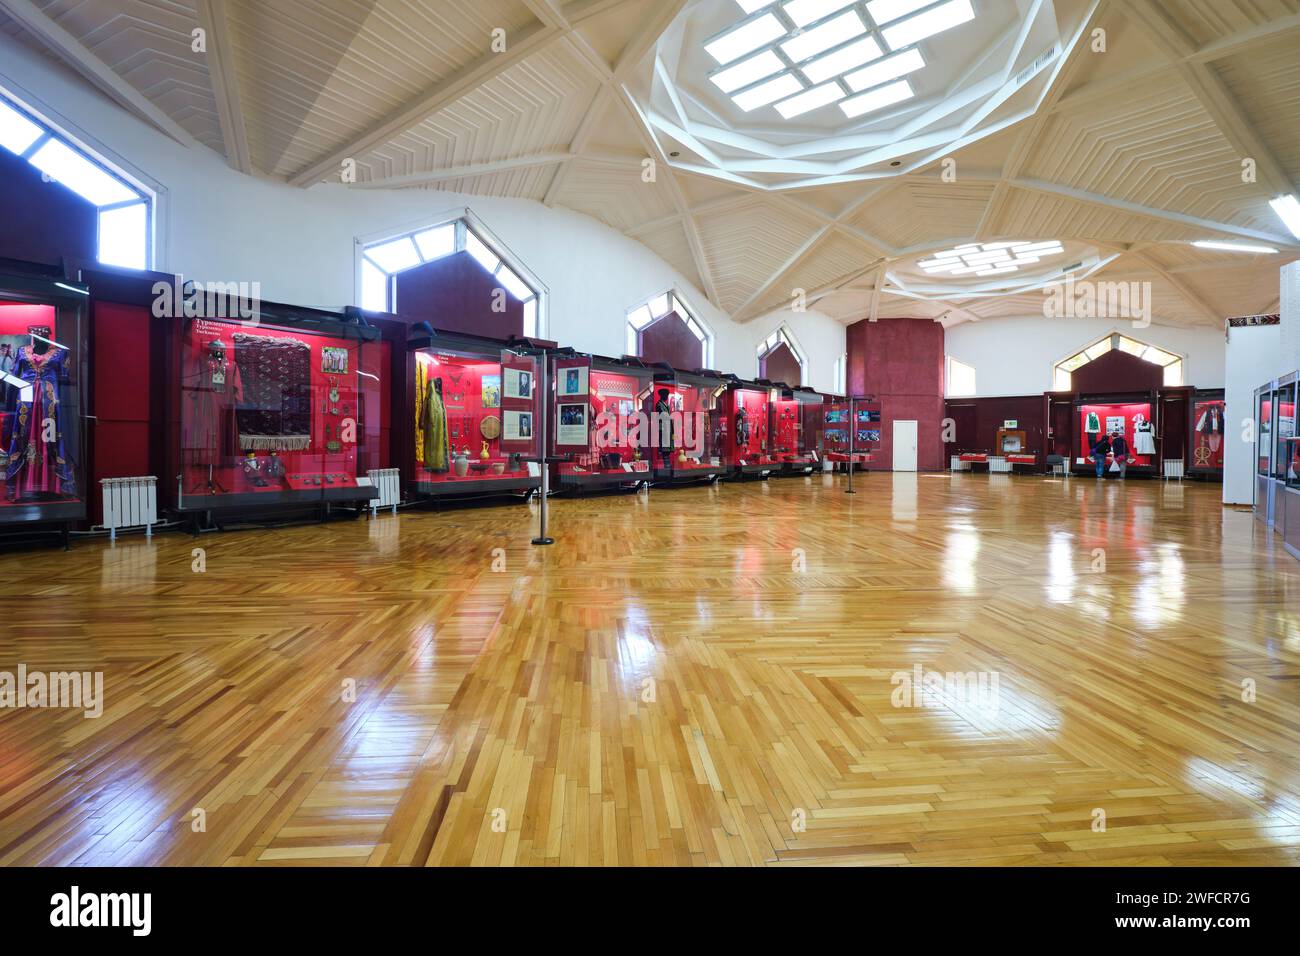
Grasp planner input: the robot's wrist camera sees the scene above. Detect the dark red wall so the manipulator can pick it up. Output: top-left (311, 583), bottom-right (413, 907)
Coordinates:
top-left (1072, 349), bottom-right (1162, 393)
top-left (760, 341), bottom-right (801, 386)
top-left (846, 318), bottom-right (945, 470)
top-left (393, 251), bottom-right (523, 339)
top-left (943, 395), bottom-right (1046, 457)
top-left (0, 147), bottom-right (98, 267)
top-left (639, 311), bottom-right (701, 370)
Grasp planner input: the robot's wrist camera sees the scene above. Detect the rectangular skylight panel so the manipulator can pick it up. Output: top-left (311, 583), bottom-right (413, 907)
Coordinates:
top-left (707, 13), bottom-right (786, 65)
top-left (784, 0), bottom-right (855, 27)
top-left (976, 266), bottom-right (1018, 276)
top-left (866, 0), bottom-right (940, 26)
top-left (1268, 194), bottom-right (1300, 239)
top-left (844, 48), bottom-right (925, 92)
top-left (774, 81), bottom-right (846, 118)
top-left (780, 10), bottom-right (866, 63)
top-left (736, 0), bottom-right (774, 12)
top-left (1016, 241), bottom-right (1063, 254)
top-left (839, 79), bottom-right (913, 117)
top-left (802, 36), bottom-right (883, 84)
top-left (734, 73), bottom-right (804, 110)
top-left (710, 49), bottom-right (785, 93)
top-left (28, 139), bottom-right (136, 206)
top-left (880, 0), bottom-right (974, 49)
top-left (964, 249), bottom-right (1013, 264)
top-left (0, 99), bottom-right (42, 155)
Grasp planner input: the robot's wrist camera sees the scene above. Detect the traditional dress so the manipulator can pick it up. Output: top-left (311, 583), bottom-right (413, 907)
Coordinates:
top-left (2, 346), bottom-right (76, 499)
top-left (184, 343), bottom-right (237, 466)
top-left (422, 376), bottom-right (448, 472)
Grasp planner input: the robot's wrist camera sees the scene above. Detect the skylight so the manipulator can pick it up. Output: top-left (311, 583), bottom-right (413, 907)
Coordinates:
top-left (710, 49), bottom-right (785, 93)
top-left (880, 0), bottom-right (974, 49)
top-left (734, 73), bottom-right (804, 110)
top-left (844, 47), bottom-right (925, 91)
top-left (706, 13), bottom-right (786, 64)
top-left (784, 0), bottom-right (855, 28)
top-left (916, 240), bottom-right (1065, 277)
top-left (775, 82), bottom-right (845, 119)
top-left (840, 78), bottom-right (912, 117)
top-left (801, 36), bottom-right (882, 85)
top-left (780, 9), bottom-right (867, 63)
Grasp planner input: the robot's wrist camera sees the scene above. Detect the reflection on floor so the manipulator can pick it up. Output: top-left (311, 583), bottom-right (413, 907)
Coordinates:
top-left (1, 474), bottom-right (1297, 866)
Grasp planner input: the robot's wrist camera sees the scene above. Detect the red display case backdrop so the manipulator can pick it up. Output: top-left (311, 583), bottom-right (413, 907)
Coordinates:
top-left (650, 379), bottom-right (725, 473)
top-left (415, 349), bottom-right (536, 484)
top-left (1078, 402), bottom-right (1155, 466)
top-left (1190, 399), bottom-right (1226, 471)
top-left (1277, 395), bottom-right (1296, 481)
top-left (557, 363), bottom-right (653, 478)
top-left (728, 387), bottom-right (772, 464)
top-left (179, 317), bottom-right (375, 498)
top-left (1259, 395), bottom-right (1272, 473)
top-left (1, 302), bottom-right (81, 509)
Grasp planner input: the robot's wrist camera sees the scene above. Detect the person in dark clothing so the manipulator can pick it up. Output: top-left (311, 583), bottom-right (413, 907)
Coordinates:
top-left (1109, 431), bottom-right (1130, 479)
top-left (1091, 434), bottom-right (1111, 477)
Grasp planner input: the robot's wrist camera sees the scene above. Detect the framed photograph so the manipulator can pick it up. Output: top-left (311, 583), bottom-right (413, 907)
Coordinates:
top-left (504, 367), bottom-right (533, 400)
top-left (321, 346), bottom-right (349, 374)
top-left (503, 410), bottom-right (533, 441)
top-left (557, 403), bottom-right (588, 445)
top-left (481, 373), bottom-right (501, 409)
top-left (559, 365), bottom-right (588, 397)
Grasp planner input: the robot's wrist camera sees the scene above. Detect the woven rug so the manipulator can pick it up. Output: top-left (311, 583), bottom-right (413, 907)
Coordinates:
top-left (232, 332), bottom-right (312, 451)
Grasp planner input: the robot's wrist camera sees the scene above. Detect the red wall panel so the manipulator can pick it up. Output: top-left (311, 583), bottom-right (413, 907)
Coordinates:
top-left (760, 342), bottom-right (802, 386)
top-left (846, 318), bottom-right (945, 470)
top-left (639, 311), bottom-right (701, 370)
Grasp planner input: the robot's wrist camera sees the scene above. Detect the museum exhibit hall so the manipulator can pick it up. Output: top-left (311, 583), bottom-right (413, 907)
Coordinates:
top-left (1, 0), bottom-right (1299, 927)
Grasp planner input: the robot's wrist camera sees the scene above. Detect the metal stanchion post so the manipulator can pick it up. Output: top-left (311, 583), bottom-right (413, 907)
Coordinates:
top-left (532, 348), bottom-right (554, 545)
top-left (845, 397), bottom-right (856, 494)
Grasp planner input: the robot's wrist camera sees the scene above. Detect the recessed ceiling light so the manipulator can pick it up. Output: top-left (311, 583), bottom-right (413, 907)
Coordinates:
top-left (733, 73), bottom-right (805, 111)
top-left (1271, 194), bottom-right (1300, 238)
top-left (880, 0), bottom-right (975, 50)
top-left (774, 81), bottom-right (846, 118)
top-left (783, 0), bottom-right (855, 27)
top-left (781, 9), bottom-right (867, 63)
top-left (840, 79), bottom-right (913, 117)
top-left (866, 0), bottom-right (939, 25)
top-left (1191, 240), bottom-right (1278, 254)
top-left (801, 36), bottom-right (883, 84)
top-left (710, 49), bottom-right (785, 93)
top-left (844, 48), bottom-right (925, 92)
top-left (706, 13), bottom-right (786, 65)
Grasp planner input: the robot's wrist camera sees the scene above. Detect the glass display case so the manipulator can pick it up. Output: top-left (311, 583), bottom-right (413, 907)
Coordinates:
top-left (647, 367), bottom-right (728, 484)
top-left (1073, 393), bottom-right (1157, 474)
top-left (822, 395), bottom-right (880, 468)
top-left (409, 329), bottom-right (540, 500)
top-left (165, 304), bottom-right (382, 520)
top-left (0, 273), bottom-right (88, 534)
top-left (551, 354), bottom-right (653, 492)
top-left (770, 386), bottom-right (824, 475)
top-left (1188, 388), bottom-right (1226, 476)
top-left (723, 376), bottom-right (776, 478)
top-left (1274, 376), bottom-right (1295, 484)
top-left (1255, 383), bottom-right (1274, 527)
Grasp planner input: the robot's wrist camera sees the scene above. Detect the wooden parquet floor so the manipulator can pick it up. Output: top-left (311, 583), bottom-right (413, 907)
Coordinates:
top-left (1, 473), bottom-right (1298, 866)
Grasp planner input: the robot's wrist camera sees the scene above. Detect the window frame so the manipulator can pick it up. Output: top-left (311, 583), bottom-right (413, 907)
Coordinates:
top-left (755, 324), bottom-right (808, 386)
top-left (945, 355), bottom-right (976, 397)
top-left (1052, 332), bottom-right (1184, 391)
top-left (626, 288), bottom-right (714, 369)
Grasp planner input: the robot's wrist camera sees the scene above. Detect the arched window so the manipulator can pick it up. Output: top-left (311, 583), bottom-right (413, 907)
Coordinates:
top-left (1053, 333), bottom-right (1183, 391)
top-left (0, 90), bottom-right (152, 269)
top-left (756, 326), bottom-right (807, 386)
top-left (833, 353), bottom-right (847, 395)
top-left (627, 290), bottom-right (712, 369)
top-left (358, 214), bottom-right (543, 337)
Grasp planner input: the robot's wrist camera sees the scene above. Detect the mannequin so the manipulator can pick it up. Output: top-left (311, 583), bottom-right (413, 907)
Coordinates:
top-left (186, 338), bottom-right (233, 493)
top-left (3, 327), bottom-right (76, 501)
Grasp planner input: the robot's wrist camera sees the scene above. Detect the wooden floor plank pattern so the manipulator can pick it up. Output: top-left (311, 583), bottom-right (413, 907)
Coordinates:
top-left (1, 474), bottom-right (1298, 865)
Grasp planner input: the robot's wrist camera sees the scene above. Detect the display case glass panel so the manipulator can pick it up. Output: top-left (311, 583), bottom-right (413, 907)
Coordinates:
top-left (1189, 393), bottom-right (1226, 472)
top-left (412, 342), bottom-right (539, 493)
top-left (173, 313), bottom-right (380, 507)
top-left (649, 371), bottom-right (728, 479)
top-left (1274, 381), bottom-right (1295, 482)
top-left (1257, 389), bottom-right (1273, 476)
top-left (553, 357), bottom-right (654, 487)
top-left (1076, 399), bottom-right (1156, 468)
top-left (1, 280), bottom-right (87, 524)
top-left (771, 387), bottom-right (824, 469)
top-left (725, 382), bottom-right (774, 471)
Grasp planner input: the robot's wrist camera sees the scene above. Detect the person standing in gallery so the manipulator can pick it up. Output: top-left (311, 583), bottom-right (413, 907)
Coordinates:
top-left (1091, 433), bottom-right (1111, 477)
top-left (1109, 430), bottom-right (1130, 479)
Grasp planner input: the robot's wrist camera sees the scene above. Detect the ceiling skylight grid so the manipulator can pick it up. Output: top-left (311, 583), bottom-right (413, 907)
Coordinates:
top-left (916, 240), bottom-right (1066, 277)
top-left (705, 0), bottom-right (978, 122)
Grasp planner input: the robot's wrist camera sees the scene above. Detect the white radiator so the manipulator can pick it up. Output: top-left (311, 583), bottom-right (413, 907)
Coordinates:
top-left (99, 476), bottom-right (158, 540)
top-left (950, 455), bottom-right (969, 471)
top-left (989, 456), bottom-right (1011, 473)
top-left (367, 468), bottom-right (401, 515)
top-left (1163, 459), bottom-right (1186, 480)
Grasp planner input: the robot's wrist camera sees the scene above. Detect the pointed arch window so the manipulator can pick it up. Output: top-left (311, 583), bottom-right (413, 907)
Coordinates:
top-left (1053, 333), bottom-right (1183, 391)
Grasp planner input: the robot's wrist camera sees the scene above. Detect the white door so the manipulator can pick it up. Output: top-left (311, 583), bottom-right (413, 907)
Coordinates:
top-left (893, 420), bottom-right (918, 472)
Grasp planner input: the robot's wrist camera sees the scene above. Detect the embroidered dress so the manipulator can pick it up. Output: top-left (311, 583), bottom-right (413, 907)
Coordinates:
top-left (184, 346), bottom-right (237, 466)
top-left (423, 378), bottom-right (448, 472)
top-left (2, 346), bottom-right (76, 499)
top-left (232, 332), bottom-right (312, 452)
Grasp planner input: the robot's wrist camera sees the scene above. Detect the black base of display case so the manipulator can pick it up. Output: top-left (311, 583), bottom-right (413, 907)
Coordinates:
top-left (732, 463), bottom-right (775, 479)
top-left (556, 472), bottom-right (649, 495)
top-left (772, 460), bottom-right (818, 477)
top-left (651, 466), bottom-right (724, 486)
top-left (172, 486), bottom-right (377, 534)
top-left (413, 477), bottom-right (539, 499)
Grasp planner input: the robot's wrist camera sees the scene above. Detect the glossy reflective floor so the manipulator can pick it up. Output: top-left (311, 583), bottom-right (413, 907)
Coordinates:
top-left (1, 473), bottom-right (1298, 866)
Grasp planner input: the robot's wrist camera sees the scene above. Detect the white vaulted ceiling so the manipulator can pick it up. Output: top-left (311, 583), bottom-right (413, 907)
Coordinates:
top-left (2, 0), bottom-right (1299, 329)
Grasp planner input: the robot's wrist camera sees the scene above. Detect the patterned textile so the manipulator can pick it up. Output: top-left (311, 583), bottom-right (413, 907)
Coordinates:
top-left (2, 346), bottom-right (76, 498)
top-left (423, 377), bottom-right (448, 472)
top-left (232, 332), bottom-right (311, 452)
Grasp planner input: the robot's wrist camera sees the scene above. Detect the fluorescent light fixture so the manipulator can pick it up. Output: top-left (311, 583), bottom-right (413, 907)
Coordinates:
top-left (843, 47), bottom-right (925, 91)
top-left (780, 10), bottom-right (866, 63)
top-left (774, 81), bottom-right (846, 118)
top-left (734, 72), bottom-right (804, 111)
top-left (1271, 194), bottom-right (1300, 238)
top-left (27, 139), bottom-right (136, 206)
top-left (711, 49), bottom-right (785, 93)
top-left (0, 98), bottom-right (42, 154)
top-left (866, 0), bottom-right (938, 25)
top-left (881, 0), bottom-right (974, 49)
top-left (801, 36), bottom-right (883, 84)
top-left (736, 0), bottom-right (773, 11)
top-left (784, 0), bottom-right (855, 27)
top-left (706, 13), bottom-right (785, 65)
top-left (1192, 240), bottom-right (1278, 254)
top-left (364, 236), bottom-right (420, 273)
top-left (840, 79), bottom-right (914, 117)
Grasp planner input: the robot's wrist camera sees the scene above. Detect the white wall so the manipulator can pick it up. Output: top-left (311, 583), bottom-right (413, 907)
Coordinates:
top-left (0, 32), bottom-right (846, 390)
top-left (943, 316), bottom-right (1226, 397)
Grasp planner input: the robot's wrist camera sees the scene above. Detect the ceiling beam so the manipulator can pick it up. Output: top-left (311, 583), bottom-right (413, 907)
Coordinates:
top-left (195, 0), bottom-right (251, 174)
top-left (0, 0), bottom-right (198, 148)
top-left (351, 152), bottom-right (574, 190)
top-left (731, 225), bottom-right (834, 321)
